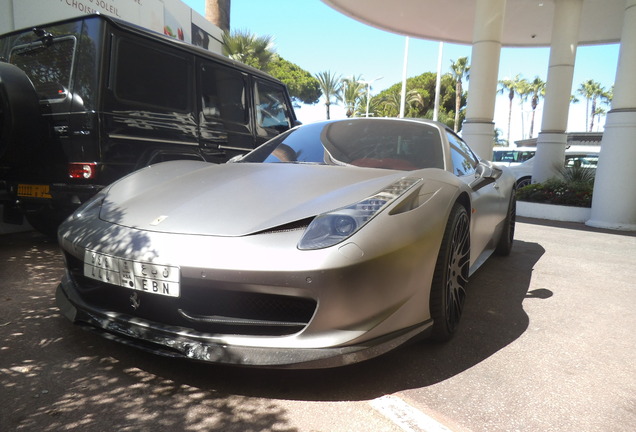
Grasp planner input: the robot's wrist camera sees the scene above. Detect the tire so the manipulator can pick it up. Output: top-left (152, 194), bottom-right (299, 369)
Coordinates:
top-left (495, 193), bottom-right (516, 256)
top-left (429, 203), bottom-right (470, 342)
top-left (0, 63), bottom-right (42, 159)
top-left (516, 176), bottom-right (532, 188)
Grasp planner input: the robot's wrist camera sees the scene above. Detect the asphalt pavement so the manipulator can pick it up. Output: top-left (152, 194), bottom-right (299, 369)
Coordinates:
top-left (0, 218), bottom-right (634, 432)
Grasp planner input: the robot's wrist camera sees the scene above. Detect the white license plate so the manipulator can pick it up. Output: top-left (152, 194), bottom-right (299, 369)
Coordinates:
top-left (83, 250), bottom-right (180, 298)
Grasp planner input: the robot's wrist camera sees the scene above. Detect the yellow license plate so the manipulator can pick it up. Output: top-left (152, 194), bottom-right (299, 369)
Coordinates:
top-left (17, 184), bottom-right (52, 199)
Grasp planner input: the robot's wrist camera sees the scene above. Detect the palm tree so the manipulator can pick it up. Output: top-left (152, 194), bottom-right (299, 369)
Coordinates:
top-left (592, 107), bottom-right (607, 131)
top-left (222, 30), bottom-right (274, 72)
top-left (494, 128), bottom-right (507, 146)
top-left (450, 57), bottom-right (470, 132)
top-left (528, 76), bottom-right (546, 138)
top-left (515, 78), bottom-right (531, 139)
top-left (315, 71), bottom-right (342, 120)
top-left (205, 0), bottom-right (231, 32)
top-left (339, 76), bottom-right (365, 118)
top-left (577, 80), bottom-right (605, 132)
top-left (498, 75), bottom-right (521, 145)
top-left (379, 90), bottom-right (402, 117)
top-left (378, 89), bottom-right (423, 118)
top-left (595, 86), bottom-right (613, 130)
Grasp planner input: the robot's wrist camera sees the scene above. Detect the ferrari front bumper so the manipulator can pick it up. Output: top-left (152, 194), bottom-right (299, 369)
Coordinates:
top-left (56, 275), bottom-right (432, 369)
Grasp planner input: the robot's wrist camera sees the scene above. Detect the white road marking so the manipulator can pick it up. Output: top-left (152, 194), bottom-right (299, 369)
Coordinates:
top-left (370, 395), bottom-right (455, 432)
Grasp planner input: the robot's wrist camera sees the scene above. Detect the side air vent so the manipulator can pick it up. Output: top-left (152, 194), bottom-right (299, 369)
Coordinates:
top-left (256, 217), bottom-right (314, 235)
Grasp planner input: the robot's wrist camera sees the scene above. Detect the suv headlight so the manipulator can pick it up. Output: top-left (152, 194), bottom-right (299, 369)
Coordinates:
top-left (298, 177), bottom-right (422, 250)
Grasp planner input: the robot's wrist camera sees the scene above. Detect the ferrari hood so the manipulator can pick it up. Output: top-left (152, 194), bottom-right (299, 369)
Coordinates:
top-left (99, 161), bottom-right (415, 236)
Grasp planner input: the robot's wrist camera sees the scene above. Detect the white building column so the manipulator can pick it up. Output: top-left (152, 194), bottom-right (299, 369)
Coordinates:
top-left (532, 0), bottom-right (583, 183)
top-left (587, 0), bottom-right (636, 231)
top-left (461, 0), bottom-right (506, 160)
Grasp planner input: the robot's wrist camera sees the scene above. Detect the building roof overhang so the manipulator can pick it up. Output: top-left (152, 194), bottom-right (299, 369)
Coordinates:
top-left (322, 0), bottom-right (624, 47)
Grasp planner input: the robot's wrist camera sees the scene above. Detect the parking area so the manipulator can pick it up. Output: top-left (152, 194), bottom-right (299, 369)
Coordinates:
top-left (1, 218), bottom-right (635, 432)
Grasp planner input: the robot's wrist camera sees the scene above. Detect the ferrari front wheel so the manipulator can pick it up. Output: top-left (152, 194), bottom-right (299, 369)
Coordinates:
top-left (429, 203), bottom-right (470, 342)
top-left (495, 192), bottom-right (516, 256)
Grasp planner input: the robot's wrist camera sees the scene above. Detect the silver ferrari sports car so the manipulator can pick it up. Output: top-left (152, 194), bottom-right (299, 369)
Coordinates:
top-left (56, 118), bottom-right (516, 368)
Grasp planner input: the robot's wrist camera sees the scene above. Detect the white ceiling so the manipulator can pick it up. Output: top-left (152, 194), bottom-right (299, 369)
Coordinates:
top-left (322, 0), bottom-right (624, 47)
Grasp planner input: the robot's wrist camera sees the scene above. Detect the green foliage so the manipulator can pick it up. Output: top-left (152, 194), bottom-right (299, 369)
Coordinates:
top-left (559, 165), bottom-right (596, 184)
top-left (222, 30), bottom-right (274, 72)
top-left (222, 30), bottom-right (321, 106)
top-left (494, 128), bottom-right (508, 146)
top-left (339, 76), bottom-right (366, 117)
top-left (516, 178), bottom-right (594, 208)
top-left (269, 57), bottom-right (321, 105)
top-left (371, 72), bottom-right (461, 127)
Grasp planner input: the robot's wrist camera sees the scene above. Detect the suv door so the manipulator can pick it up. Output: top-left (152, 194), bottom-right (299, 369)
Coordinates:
top-left (103, 35), bottom-right (197, 180)
top-left (253, 79), bottom-right (294, 146)
top-left (198, 59), bottom-right (254, 159)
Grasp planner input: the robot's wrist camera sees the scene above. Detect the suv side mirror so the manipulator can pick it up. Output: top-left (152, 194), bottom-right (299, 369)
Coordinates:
top-left (469, 161), bottom-right (503, 191)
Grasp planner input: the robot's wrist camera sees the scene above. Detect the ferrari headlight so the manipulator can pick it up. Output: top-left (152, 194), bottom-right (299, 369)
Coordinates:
top-left (298, 177), bottom-right (422, 250)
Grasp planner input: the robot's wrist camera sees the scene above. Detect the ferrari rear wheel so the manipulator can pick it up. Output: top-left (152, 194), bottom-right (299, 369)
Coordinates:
top-left (430, 203), bottom-right (470, 342)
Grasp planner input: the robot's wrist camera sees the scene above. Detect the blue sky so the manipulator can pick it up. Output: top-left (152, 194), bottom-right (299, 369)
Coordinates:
top-left (183, 0), bottom-right (619, 142)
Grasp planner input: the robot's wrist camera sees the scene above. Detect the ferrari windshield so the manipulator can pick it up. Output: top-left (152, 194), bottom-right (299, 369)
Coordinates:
top-left (241, 119), bottom-right (445, 171)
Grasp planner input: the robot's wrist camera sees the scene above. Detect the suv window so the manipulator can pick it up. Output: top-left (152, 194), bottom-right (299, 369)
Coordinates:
top-left (10, 36), bottom-right (76, 101)
top-left (493, 150), bottom-right (535, 163)
top-left (114, 38), bottom-right (190, 111)
top-left (447, 132), bottom-right (478, 176)
top-left (255, 80), bottom-right (292, 134)
top-left (565, 154), bottom-right (599, 168)
top-left (200, 61), bottom-right (247, 125)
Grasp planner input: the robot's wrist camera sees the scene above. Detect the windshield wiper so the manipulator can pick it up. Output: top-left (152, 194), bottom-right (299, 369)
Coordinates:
top-left (33, 27), bottom-right (54, 46)
top-left (12, 28), bottom-right (55, 57)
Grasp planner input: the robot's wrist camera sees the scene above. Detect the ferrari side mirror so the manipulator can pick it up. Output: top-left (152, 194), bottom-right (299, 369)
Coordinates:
top-left (470, 161), bottom-right (502, 191)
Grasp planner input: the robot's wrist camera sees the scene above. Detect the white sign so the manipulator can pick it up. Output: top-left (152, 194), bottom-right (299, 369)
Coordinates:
top-left (0, 0), bottom-right (222, 53)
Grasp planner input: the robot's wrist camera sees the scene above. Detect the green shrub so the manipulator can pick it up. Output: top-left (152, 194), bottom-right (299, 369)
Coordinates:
top-left (516, 178), bottom-right (594, 208)
top-left (558, 165), bottom-right (596, 184)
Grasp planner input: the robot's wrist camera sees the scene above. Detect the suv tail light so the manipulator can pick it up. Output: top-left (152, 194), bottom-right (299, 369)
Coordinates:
top-left (68, 163), bottom-right (97, 179)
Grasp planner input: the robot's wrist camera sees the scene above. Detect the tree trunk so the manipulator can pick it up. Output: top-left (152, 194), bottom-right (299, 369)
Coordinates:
top-left (454, 81), bottom-right (462, 132)
top-left (529, 109), bottom-right (536, 138)
top-left (205, 0), bottom-right (231, 33)
top-left (507, 91), bottom-right (513, 145)
top-left (529, 97), bottom-right (538, 138)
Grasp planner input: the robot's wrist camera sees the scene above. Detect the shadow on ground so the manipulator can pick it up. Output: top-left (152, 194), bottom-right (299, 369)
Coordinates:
top-left (0, 232), bottom-right (544, 431)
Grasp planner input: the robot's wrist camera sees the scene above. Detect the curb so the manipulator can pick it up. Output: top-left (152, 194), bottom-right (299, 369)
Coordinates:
top-left (516, 201), bottom-right (591, 223)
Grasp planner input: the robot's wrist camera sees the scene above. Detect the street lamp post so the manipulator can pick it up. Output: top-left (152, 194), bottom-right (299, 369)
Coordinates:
top-left (360, 76), bottom-right (383, 117)
top-left (399, 36), bottom-right (410, 118)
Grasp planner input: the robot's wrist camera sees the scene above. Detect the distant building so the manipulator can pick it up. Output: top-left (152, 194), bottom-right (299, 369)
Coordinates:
top-left (0, 0), bottom-right (223, 54)
top-left (515, 132), bottom-right (603, 148)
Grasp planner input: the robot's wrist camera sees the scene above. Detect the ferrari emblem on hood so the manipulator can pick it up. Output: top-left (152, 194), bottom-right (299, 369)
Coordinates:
top-left (150, 215), bottom-right (169, 226)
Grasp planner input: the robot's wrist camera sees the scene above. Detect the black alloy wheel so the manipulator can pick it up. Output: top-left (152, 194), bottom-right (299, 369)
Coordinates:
top-left (516, 177), bottom-right (532, 188)
top-left (429, 203), bottom-right (470, 342)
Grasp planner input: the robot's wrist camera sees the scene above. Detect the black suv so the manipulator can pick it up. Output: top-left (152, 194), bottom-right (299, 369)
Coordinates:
top-left (0, 14), bottom-right (298, 234)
